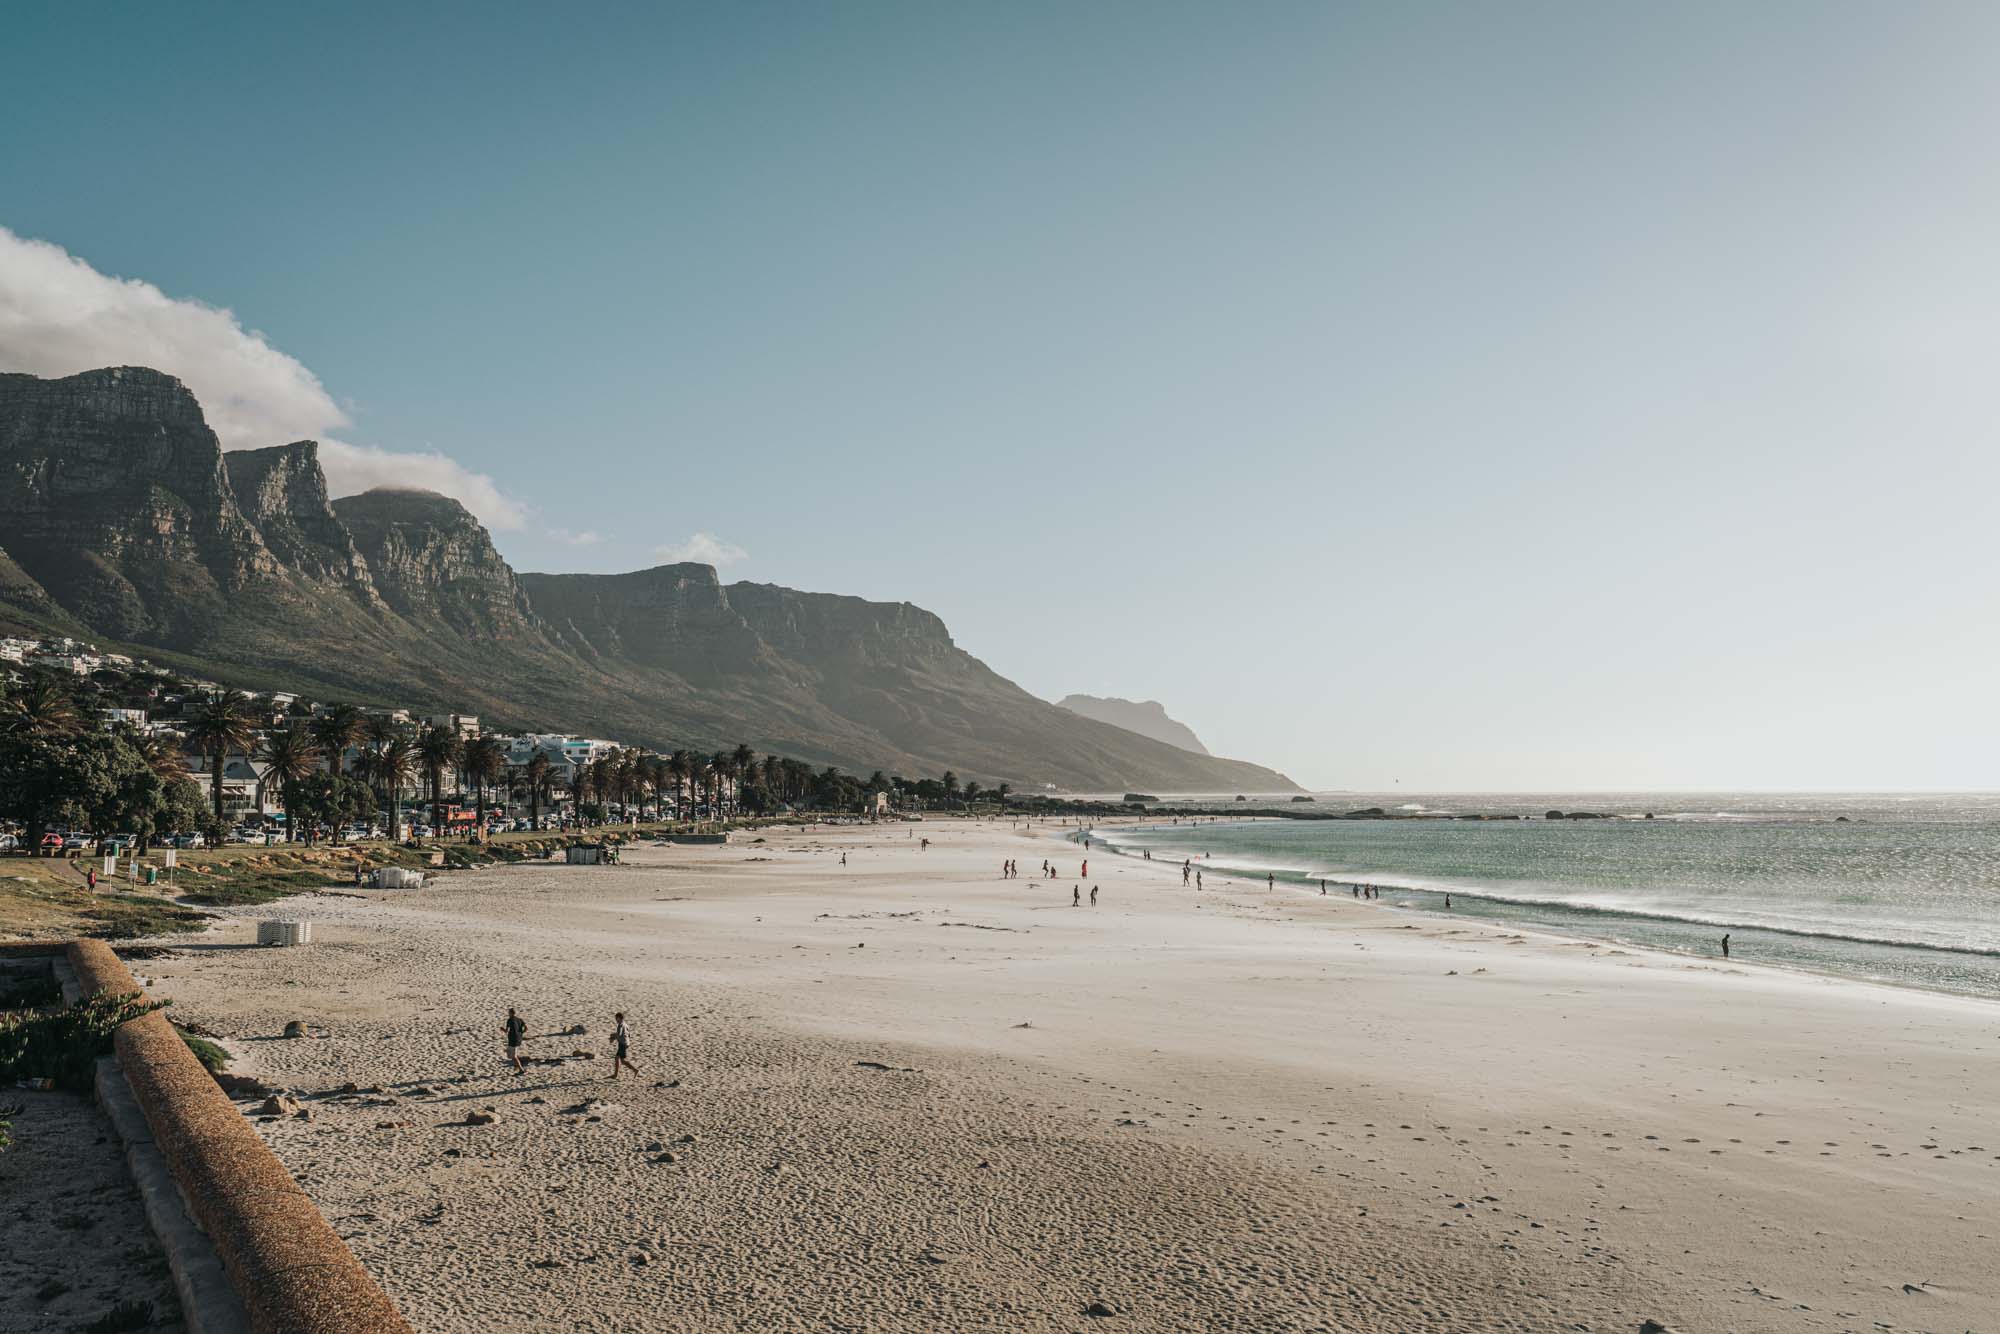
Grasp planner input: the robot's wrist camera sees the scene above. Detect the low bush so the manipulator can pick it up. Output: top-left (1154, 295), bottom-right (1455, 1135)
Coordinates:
top-left (0, 990), bottom-right (164, 1091)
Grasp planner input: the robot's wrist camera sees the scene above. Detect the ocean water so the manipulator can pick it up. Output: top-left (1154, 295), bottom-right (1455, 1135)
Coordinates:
top-left (1087, 793), bottom-right (2000, 1000)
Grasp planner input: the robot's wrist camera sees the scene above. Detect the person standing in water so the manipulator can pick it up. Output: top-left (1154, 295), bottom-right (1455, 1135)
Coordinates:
top-left (609, 1012), bottom-right (640, 1080)
top-left (1267, 872), bottom-right (1275, 890)
top-left (1722, 933), bottom-right (1731, 958)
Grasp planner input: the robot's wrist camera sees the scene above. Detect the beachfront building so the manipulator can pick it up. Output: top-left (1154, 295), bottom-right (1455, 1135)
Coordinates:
top-left (98, 707), bottom-right (148, 730)
top-left (427, 713), bottom-right (481, 740)
top-left (189, 755), bottom-right (280, 822)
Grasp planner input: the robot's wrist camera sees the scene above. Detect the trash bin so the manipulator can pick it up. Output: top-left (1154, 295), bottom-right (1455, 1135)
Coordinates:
top-left (143, 866), bottom-right (159, 886)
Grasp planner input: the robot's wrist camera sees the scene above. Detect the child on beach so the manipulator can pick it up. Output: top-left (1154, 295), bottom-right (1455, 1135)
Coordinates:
top-left (610, 1012), bottom-right (639, 1079)
top-left (505, 1007), bottom-right (527, 1074)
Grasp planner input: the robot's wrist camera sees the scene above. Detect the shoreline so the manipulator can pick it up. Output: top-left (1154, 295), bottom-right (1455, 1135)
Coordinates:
top-left (132, 817), bottom-right (2000, 1331)
top-left (1083, 814), bottom-right (2000, 1003)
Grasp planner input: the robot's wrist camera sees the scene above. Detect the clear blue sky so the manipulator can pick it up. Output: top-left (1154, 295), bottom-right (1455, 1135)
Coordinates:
top-left (5, 2), bottom-right (1998, 790)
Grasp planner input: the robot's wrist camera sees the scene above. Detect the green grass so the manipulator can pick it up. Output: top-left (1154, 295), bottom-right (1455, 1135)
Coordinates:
top-left (173, 1024), bottom-right (229, 1073)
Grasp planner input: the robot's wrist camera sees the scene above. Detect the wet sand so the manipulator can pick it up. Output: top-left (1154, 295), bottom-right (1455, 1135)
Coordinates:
top-left (137, 819), bottom-right (2000, 1331)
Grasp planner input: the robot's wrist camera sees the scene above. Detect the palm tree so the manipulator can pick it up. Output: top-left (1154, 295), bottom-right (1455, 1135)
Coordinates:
top-left (525, 752), bottom-right (552, 828)
top-left (311, 704), bottom-right (365, 778)
top-left (711, 750), bottom-right (733, 819)
top-left (942, 770), bottom-right (960, 800)
top-left (415, 725), bottom-right (463, 838)
top-left (731, 743), bottom-right (756, 815)
top-left (463, 735), bottom-right (506, 831)
top-left (3, 676), bottom-right (80, 736)
top-left (687, 756), bottom-right (711, 820)
top-left (259, 727), bottom-right (323, 842)
top-left (667, 750), bottom-right (692, 819)
top-left (186, 690), bottom-right (258, 831)
top-left (133, 731), bottom-right (191, 785)
top-left (364, 736), bottom-right (416, 840)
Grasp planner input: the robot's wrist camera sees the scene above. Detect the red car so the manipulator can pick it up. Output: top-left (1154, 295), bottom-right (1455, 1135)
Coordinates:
top-left (39, 832), bottom-right (65, 856)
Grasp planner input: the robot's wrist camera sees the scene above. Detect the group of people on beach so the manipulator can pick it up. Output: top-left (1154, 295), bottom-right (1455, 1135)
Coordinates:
top-left (504, 1008), bottom-right (641, 1080)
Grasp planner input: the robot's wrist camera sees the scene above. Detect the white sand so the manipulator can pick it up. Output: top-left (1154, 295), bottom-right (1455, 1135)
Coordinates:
top-left (142, 819), bottom-right (2000, 1332)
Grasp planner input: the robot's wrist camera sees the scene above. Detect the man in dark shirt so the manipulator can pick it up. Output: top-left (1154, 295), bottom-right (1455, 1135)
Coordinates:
top-left (505, 1008), bottom-right (527, 1074)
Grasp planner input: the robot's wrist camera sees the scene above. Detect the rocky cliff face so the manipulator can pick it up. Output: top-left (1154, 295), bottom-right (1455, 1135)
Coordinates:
top-left (0, 367), bottom-right (282, 643)
top-left (226, 442), bottom-right (381, 603)
top-left (0, 366), bottom-right (1298, 791)
top-left (332, 489), bottom-right (540, 639)
top-left (521, 564), bottom-right (778, 682)
top-left (1057, 695), bottom-right (1211, 755)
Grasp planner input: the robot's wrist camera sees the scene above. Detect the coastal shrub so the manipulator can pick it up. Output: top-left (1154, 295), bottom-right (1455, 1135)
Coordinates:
top-left (0, 973), bottom-right (63, 1009)
top-left (174, 1025), bottom-right (229, 1074)
top-left (0, 990), bottom-right (165, 1092)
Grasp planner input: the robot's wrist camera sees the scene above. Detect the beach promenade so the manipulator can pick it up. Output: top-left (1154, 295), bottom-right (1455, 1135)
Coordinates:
top-left (136, 819), bottom-right (1999, 1332)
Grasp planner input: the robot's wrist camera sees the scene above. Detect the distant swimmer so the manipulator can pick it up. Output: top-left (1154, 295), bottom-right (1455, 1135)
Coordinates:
top-left (1072, 885), bottom-right (1081, 907)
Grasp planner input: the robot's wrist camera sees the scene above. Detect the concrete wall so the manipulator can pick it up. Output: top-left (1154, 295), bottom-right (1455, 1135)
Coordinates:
top-left (66, 940), bottom-right (413, 1334)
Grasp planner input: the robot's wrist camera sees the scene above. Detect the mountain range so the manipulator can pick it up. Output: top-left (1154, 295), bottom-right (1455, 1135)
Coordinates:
top-left (1056, 695), bottom-right (1211, 755)
top-left (0, 367), bottom-right (1297, 792)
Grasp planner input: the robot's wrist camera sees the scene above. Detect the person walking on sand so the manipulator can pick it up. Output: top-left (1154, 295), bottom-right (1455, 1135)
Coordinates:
top-left (504, 1007), bottom-right (527, 1075)
top-left (1072, 885), bottom-right (1080, 907)
top-left (1267, 872), bottom-right (1275, 890)
top-left (841, 852), bottom-right (847, 866)
top-left (1196, 869), bottom-right (1203, 889)
top-left (1090, 884), bottom-right (1098, 906)
top-left (609, 1012), bottom-right (639, 1079)
top-left (1081, 859), bottom-right (1088, 878)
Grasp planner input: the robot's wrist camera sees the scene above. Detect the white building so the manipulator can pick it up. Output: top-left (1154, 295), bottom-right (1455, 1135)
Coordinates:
top-left (426, 713), bottom-right (481, 739)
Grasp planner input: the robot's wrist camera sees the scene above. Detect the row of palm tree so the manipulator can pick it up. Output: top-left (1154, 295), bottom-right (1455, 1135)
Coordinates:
top-left (16, 674), bottom-right (1003, 843)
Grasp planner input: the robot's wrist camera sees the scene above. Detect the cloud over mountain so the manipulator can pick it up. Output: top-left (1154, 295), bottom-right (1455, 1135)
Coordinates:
top-left (0, 226), bottom-right (524, 528)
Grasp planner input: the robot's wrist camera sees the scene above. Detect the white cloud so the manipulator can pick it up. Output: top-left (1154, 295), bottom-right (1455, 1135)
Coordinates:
top-left (654, 532), bottom-right (748, 567)
top-left (0, 226), bottom-right (526, 529)
top-left (547, 527), bottom-right (605, 546)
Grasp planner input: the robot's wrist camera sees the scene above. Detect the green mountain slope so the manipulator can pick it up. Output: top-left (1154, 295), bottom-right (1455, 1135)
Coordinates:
top-left (0, 366), bottom-right (1298, 792)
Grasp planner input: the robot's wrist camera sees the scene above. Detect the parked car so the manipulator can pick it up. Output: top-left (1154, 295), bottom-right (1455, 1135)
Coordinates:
top-left (61, 833), bottom-right (88, 851)
top-left (40, 832), bottom-right (66, 855)
top-left (98, 836), bottom-right (137, 855)
top-left (0, 834), bottom-right (17, 852)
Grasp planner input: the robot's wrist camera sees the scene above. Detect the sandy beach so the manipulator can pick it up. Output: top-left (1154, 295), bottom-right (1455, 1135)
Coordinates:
top-left (133, 818), bottom-right (1999, 1333)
